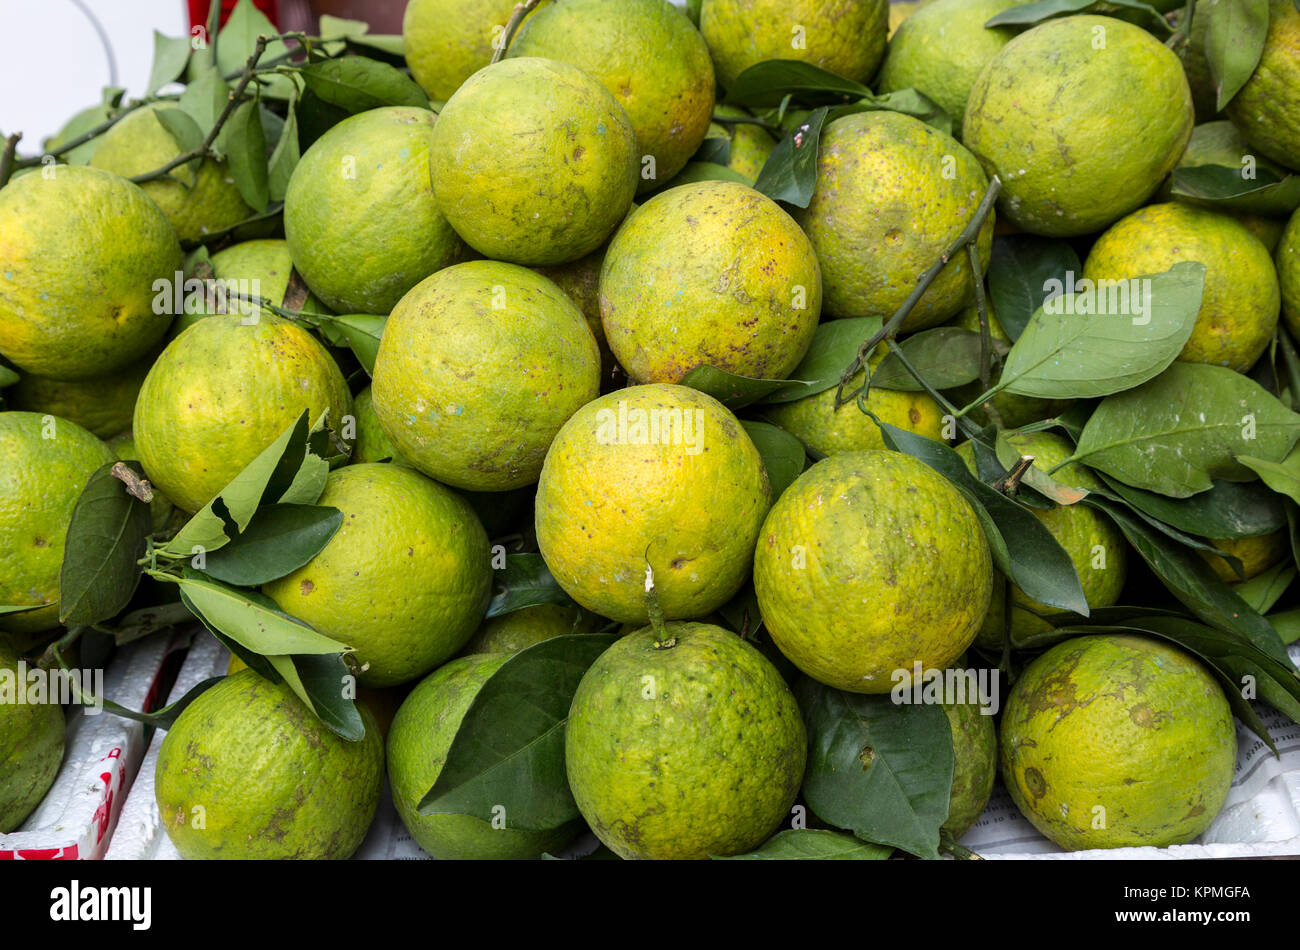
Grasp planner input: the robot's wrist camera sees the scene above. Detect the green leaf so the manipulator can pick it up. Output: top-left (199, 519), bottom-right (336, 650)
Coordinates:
top-left (146, 31), bottom-right (192, 95)
top-left (870, 328), bottom-right (985, 392)
top-left (795, 678), bottom-right (953, 860)
top-left (741, 421), bottom-right (806, 500)
top-left (1235, 561), bottom-right (1295, 615)
top-left (1205, 0), bottom-right (1270, 111)
top-left (0, 365), bottom-right (19, 387)
top-left (199, 504), bottom-right (342, 586)
top-left (1272, 607), bottom-right (1300, 644)
top-left (760, 317), bottom-right (883, 404)
top-left (677, 364), bottom-right (807, 409)
top-left (865, 88), bottom-right (951, 134)
top-left (724, 60), bottom-right (872, 107)
top-left (667, 161), bottom-right (751, 186)
top-left (172, 572), bottom-right (350, 656)
top-left (224, 99), bottom-right (269, 213)
top-left (218, 0), bottom-right (293, 99)
top-left (752, 105), bottom-right (828, 207)
top-left (105, 601), bottom-right (194, 646)
top-left (1238, 447), bottom-right (1300, 505)
top-left (0, 604), bottom-right (43, 616)
top-left (1097, 474), bottom-right (1287, 539)
top-left (268, 95), bottom-right (300, 202)
top-left (267, 652), bottom-right (365, 741)
top-left (276, 452), bottom-right (329, 505)
top-left (300, 57), bottom-right (430, 113)
top-left (152, 108), bottom-right (205, 159)
top-left (58, 462), bottom-right (151, 626)
top-left (320, 313), bottom-right (386, 374)
top-left (716, 829), bottom-right (892, 860)
top-left (316, 14), bottom-right (370, 39)
top-left (694, 133), bottom-right (730, 166)
top-left (1071, 363), bottom-right (1300, 498)
top-left (418, 635), bottom-right (618, 829)
top-left (486, 553), bottom-right (574, 618)
top-left (998, 261), bottom-right (1205, 399)
top-left (1170, 164), bottom-right (1300, 213)
top-left (877, 421), bottom-right (1090, 614)
top-left (986, 235), bottom-right (1081, 341)
top-left (985, 0), bottom-right (1171, 33)
top-left (76, 676), bottom-right (223, 731)
top-left (178, 64), bottom-right (229, 143)
top-left (347, 34), bottom-right (405, 57)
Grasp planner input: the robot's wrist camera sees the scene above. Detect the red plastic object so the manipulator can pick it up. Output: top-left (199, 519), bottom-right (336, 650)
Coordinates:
top-left (187, 0), bottom-right (280, 31)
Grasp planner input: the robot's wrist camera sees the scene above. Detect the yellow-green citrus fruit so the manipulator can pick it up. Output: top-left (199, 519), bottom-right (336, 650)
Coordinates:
top-left (1165, 121), bottom-right (1300, 219)
top-left (957, 430), bottom-right (1125, 646)
top-left (0, 165), bottom-right (181, 380)
top-left (1225, 0), bottom-right (1300, 171)
top-left (263, 464), bottom-right (492, 687)
top-left (942, 696), bottom-right (997, 839)
top-left (429, 58), bottom-right (639, 266)
top-left (0, 412), bottom-right (115, 637)
top-left (349, 386), bottom-right (406, 465)
top-left (1281, 207), bottom-right (1300, 338)
top-left (371, 260), bottom-right (601, 491)
top-left (402, 0), bottom-right (522, 101)
top-left (133, 315), bottom-right (352, 513)
top-left (753, 450), bottom-right (992, 692)
top-left (947, 304), bottom-right (1072, 428)
top-left (90, 103), bottom-right (252, 243)
top-left (460, 603), bottom-right (603, 655)
top-left (511, 0), bottom-right (715, 193)
top-left (794, 110), bottom-right (993, 329)
top-left (566, 622), bottom-right (806, 859)
top-left (0, 643), bottom-right (66, 832)
top-left (9, 351), bottom-right (152, 439)
top-left (963, 16), bottom-right (1193, 236)
top-left (107, 431), bottom-right (177, 533)
top-left (890, 0), bottom-right (925, 36)
top-left (535, 384), bottom-right (771, 624)
top-left (877, 0), bottom-right (1021, 130)
top-left (155, 669), bottom-right (384, 859)
top-left (1203, 530), bottom-right (1289, 583)
top-left (707, 106), bottom-right (778, 183)
top-left (701, 0), bottom-right (889, 89)
top-left (1083, 203), bottom-right (1279, 373)
top-left (1242, 215), bottom-right (1287, 254)
top-left (599, 180), bottom-right (821, 382)
top-left (533, 229), bottom-right (626, 386)
top-left (224, 653), bottom-right (401, 740)
top-left (285, 107), bottom-right (462, 315)
top-left (388, 652), bottom-right (580, 859)
top-left (1001, 634), bottom-right (1236, 850)
top-left (762, 347), bottom-right (946, 456)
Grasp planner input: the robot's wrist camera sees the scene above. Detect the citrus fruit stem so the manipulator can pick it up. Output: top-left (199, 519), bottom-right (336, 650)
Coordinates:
top-left (0, 132), bottom-right (21, 189)
top-left (490, 0), bottom-right (542, 65)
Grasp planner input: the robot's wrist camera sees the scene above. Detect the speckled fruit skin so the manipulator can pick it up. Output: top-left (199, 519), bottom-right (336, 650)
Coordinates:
top-left (599, 180), bottom-right (821, 383)
top-left (388, 653), bottom-right (580, 859)
top-left (263, 464), bottom-right (493, 687)
top-left (753, 450), bottom-right (992, 693)
top-left (942, 696), bottom-right (997, 839)
top-left (0, 165), bottom-right (181, 381)
top-left (1280, 207), bottom-right (1300, 339)
top-left (402, 0), bottom-right (523, 101)
top-left (510, 0), bottom-right (715, 193)
top-left (429, 58), bottom-right (639, 266)
top-left (154, 669), bottom-right (384, 860)
top-left (701, 0), bottom-right (889, 89)
top-left (794, 111), bottom-right (993, 330)
top-left (0, 644), bottom-right (65, 831)
top-left (10, 352), bottom-right (152, 439)
top-left (284, 107), bottom-right (462, 315)
top-left (1083, 203), bottom-right (1279, 373)
top-left (1000, 635), bottom-right (1236, 851)
top-left (460, 603), bottom-right (603, 655)
top-left (535, 384), bottom-right (771, 624)
top-left (370, 260), bottom-right (601, 491)
top-left (963, 16), bottom-right (1193, 237)
top-left (1225, 0), bottom-right (1300, 171)
top-left (762, 347), bottom-right (946, 455)
top-left (957, 431), bottom-right (1126, 649)
top-left (0, 412), bottom-right (115, 637)
top-left (132, 315), bottom-right (352, 513)
top-left (565, 622), bottom-right (806, 859)
top-left (90, 103), bottom-right (252, 243)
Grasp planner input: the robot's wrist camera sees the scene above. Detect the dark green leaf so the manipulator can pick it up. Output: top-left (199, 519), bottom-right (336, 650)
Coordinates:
top-left (741, 421), bottom-right (806, 500)
top-left (58, 462), bottom-right (151, 626)
top-left (760, 317), bottom-right (882, 404)
top-left (301, 57), bottom-right (430, 113)
top-left (986, 235), bottom-right (1081, 341)
top-left (666, 161), bottom-right (751, 186)
top-left (985, 0), bottom-right (1171, 33)
top-left (224, 99), bottom-right (269, 213)
top-left (0, 365), bottom-right (17, 388)
top-left (724, 60), bottom-right (871, 107)
top-left (716, 829), bottom-right (892, 860)
top-left (1098, 473), bottom-right (1287, 539)
top-left (870, 328), bottom-right (985, 391)
top-left (1205, 0), bottom-right (1270, 111)
top-left (199, 504), bottom-right (342, 586)
top-left (146, 31), bottom-right (192, 95)
top-left (694, 134), bottom-right (730, 165)
top-left (268, 95), bottom-right (300, 203)
top-left (678, 364), bottom-right (806, 409)
top-left (795, 678), bottom-right (952, 859)
top-left (1170, 164), bottom-right (1299, 210)
top-left (487, 553), bottom-right (574, 618)
top-left (752, 106), bottom-right (828, 208)
top-left (269, 652), bottom-right (365, 741)
top-left (1071, 363), bottom-right (1300, 497)
top-left (418, 634), bottom-right (618, 829)
top-left (865, 88), bottom-right (951, 135)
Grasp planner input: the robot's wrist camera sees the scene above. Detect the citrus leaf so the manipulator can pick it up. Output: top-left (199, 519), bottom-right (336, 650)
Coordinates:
top-left (985, 0), bottom-right (1171, 33)
top-left (105, 601), bottom-right (194, 646)
top-left (58, 462), bottom-right (151, 626)
top-left (678, 364), bottom-right (806, 409)
top-left (199, 504), bottom-right (342, 586)
top-left (267, 94), bottom-right (300, 203)
top-left (267, 652), bottom-right (365, 741)
top-left (276, 451), bottom-right (330, 505)
top-left (741, 420), bottom-right (806, 500)
top-left (346, 34), bottom-right (405, 58)
top-left (870, 327), bottom-right (985, 392)
top-left (760, 317), bottom-right (882, 404)
top-left (322, 313), bottom-right (386, 374)
top-left (0, 604), bottom-right (43, 615)
top-left (172, 571), bottom-right (351, 656)
top-left (0, 365), bottom-right (19, 388)
top-left (486, 553), bottom-right (573, 618)
top-left (1170, 164), bottom-right (1300, 211)
top-left (224, 99), bottom-right (269, 213)
top-left (153, 107), bottom-right (205, 158)
top-left (1235, 561), bottom-right (1295, 615)
top-left (217, 0), bottom-right (294, 99)
top-left (66, 676), bottom-right (222, 731)
top-left (1272, 607), bottom-right (1300, 644)
top-left (998, 261), bottom-right (1205, 399)
top-left (986, 235), bottom-right (1081, 342)
top-left (694, 134), bottom-right (730, 165)
top-left (146, 31), bottom-right (192, 95)
top-left (1238, 446), bottom-right (1300, 505)
top-left (795, 678), bottom-right (953, 860)
top-left (724, 60), bottom-right (872, 107)
top-left (716, 829), bottom-right (892, 860)
top-left (1071, 363), bottom-right (1300, 497)
top-left (752, 105), bottom-right (828, 208)
top-left (178, 63), bottom-right (229, 144)
top-left (300, 57), bottom-right (430, 113)
top-left (316, 14), bottom-right (370, 39)
top-left (418, 634), bottom-right (618, 830)
top-left (1097, 473), bottom-right (1287, 539)
top-left (1205, 0), bottom-right (1270, 111)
